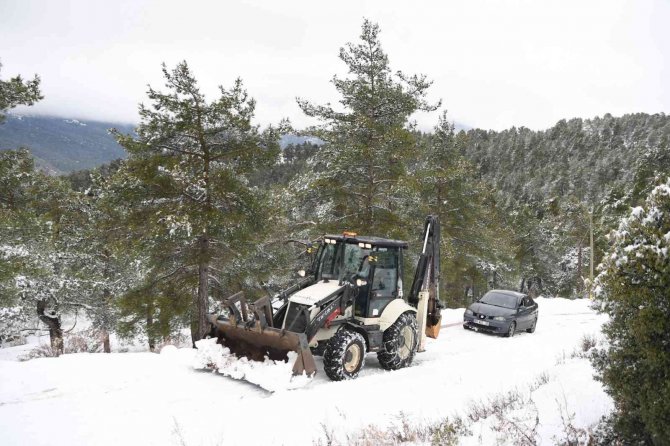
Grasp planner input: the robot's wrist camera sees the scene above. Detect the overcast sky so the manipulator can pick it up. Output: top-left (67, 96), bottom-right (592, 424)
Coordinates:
top-left (1, 0), bottom-right (668, 131)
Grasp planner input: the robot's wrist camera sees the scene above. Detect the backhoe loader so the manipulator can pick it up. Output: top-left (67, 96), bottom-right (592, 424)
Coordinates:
top-left (200, 215), bottom-right (442, 382)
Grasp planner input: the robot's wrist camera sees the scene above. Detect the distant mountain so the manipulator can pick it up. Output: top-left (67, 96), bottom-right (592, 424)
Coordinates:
top-left (0, 114), bottom-right (135, 173)
top-left (0, 115), bottom-right (324, 173)
top-left (279, 134), bottom-right (322, 148)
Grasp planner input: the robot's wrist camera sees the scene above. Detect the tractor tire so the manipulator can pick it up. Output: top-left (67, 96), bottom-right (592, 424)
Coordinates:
top-left (323, 329), bottom-right (366, 381)
top-left (377, 312), bottom-right (418, 371)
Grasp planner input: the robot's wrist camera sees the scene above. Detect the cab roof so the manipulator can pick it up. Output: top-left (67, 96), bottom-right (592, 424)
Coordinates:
top-left (323, 234), bottom-right (408, 249)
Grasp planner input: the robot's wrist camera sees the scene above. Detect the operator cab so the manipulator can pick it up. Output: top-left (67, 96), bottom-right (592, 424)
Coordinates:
top-left (314, 233), bottom-right (408, 318)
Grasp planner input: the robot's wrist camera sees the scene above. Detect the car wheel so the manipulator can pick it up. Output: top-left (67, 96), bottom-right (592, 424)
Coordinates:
top-left (527, 316), bottom-right (538, 333)
top-left (505, 321), bottom-right (516, 338)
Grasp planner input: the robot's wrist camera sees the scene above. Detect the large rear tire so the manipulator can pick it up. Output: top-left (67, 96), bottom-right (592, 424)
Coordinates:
top-left (323, 329), bottom-right (366, 381)
top-left (377, 312), bottom-right (418, 371)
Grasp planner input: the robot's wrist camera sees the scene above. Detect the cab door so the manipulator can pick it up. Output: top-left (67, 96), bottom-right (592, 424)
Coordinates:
top-left (366, 248), bottom-right (400, 317)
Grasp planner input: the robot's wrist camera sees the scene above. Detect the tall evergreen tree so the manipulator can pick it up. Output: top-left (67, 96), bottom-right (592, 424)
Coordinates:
top-left (415, 113), bottom-right (515, 305)
top-left (113, 61), bottom-right (282, 342)
top-left (296, 19), bottom-right (439, 237)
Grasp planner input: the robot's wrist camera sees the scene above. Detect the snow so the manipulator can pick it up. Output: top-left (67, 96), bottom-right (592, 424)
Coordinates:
top-left (192, 338), bottom-right (312, 392)
top-left (0, 297), bottom-right (611, 445)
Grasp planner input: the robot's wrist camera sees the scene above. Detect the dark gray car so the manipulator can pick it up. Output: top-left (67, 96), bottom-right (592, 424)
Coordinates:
top-left (463, 290), bottom-right (538, 337)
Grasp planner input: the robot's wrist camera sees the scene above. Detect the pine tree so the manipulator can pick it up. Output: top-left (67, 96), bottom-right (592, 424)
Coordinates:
top-left (296, 19), bottom-right (439, 237)
top-left (0, 149), bottom-right (95, 352)
top-left (414, 112), bottom-right (514, 305)
top-left (113, 61), bottom-right (283, 342)
top-left (592, 177), bottom-right (670, 444)
top-left (0, 61), bottom-right (42, 123)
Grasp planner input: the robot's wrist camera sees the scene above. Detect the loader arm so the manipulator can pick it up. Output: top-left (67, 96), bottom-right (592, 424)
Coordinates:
top-left (408, 215), bottom-right (442, 344)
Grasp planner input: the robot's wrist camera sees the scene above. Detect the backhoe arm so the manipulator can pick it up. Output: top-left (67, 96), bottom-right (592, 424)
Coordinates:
top-left (409, 215), bottom-right (442, 348)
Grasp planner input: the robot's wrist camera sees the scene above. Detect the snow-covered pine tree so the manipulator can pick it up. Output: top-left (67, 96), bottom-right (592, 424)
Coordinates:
top-left (0, 149), bottom-right (95, 352)
top-left (295, 19), bottom-right (439, 238)
top-left (113, 61), bottom-right (283, 342)
top-left (592, 177), bottom-right (670, 444)
top-left (414, 112), bottom-right (515, 304)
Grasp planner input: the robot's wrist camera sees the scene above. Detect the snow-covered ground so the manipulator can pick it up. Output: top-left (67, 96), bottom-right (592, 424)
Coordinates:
top-left (0, 297), bottom-right (611, 445)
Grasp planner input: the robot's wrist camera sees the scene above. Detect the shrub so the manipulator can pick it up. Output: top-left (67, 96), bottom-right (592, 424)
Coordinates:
top-left (20, 328), bottom-right (103, 360)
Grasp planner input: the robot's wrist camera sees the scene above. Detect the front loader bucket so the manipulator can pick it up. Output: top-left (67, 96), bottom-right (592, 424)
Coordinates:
top-left (196, 292), bottom-right (316, 391)
top-left (208, 314), bottom-right (317, 377)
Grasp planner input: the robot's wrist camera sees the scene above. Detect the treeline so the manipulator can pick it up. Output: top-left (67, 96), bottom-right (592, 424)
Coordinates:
top-left (1, 20), bottom-right (668, 353)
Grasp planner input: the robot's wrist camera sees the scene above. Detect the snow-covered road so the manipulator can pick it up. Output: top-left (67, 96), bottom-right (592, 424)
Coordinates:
top-left (0, 297), bottom-right (612, 445)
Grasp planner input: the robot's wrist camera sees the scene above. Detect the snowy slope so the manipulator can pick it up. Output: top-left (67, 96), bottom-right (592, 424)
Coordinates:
top-left (0, 297), bottom-right (611, 445)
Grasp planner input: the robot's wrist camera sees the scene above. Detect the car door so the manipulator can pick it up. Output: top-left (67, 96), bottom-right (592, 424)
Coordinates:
top-left (517, 297), bottom-right (532, 329)
top-left (528, 297), bottom-right (538, 322)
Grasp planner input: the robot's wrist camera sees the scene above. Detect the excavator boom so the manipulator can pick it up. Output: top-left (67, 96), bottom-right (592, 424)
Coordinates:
top-left (409, 215), bottom-right (442, 344)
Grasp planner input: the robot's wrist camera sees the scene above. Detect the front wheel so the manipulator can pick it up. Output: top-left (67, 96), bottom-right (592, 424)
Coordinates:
top-left (377, 312), bottom-right (418, 370)
top-left (505, 321), bottom-right (516, 338)
top-left (323, 329), bottom-right (366, 381)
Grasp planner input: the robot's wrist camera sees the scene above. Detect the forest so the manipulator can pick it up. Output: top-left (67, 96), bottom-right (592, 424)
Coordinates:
top-left (2, 20), bottom-right (669, 353)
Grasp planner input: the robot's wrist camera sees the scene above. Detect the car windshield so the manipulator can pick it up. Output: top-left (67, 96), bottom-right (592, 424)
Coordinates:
top-left (317, 241), bottom-right (371, 281)
top-left (479, 292), bottom-right (518, 309)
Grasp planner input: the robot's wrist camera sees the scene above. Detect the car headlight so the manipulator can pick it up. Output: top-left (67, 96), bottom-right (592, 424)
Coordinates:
top-left (465, 309), bottom-right (473, 316)
top-left (493, 316), bottom-right (506, 321)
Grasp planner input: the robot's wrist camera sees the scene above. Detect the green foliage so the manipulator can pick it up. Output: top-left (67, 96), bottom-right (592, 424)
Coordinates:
top-left (592, 178), bottom-right (670, 445)
top-left (296, 19), bottom-right (439, 238)
top-left (0, 149), bottom-right (37, 305)
top-left (112, 61), bottom-right (284, 341)
top-left (413, 113), bottom-right (515, 306)
top-left (0, 61), bottom-right (42, 123)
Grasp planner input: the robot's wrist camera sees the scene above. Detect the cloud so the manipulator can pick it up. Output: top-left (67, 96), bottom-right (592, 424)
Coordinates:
top-left (2, 0), bottom-right (668, 130)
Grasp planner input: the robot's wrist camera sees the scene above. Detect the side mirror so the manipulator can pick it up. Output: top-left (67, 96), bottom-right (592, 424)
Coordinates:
top-left (297, 270), bottom-right (306, 277)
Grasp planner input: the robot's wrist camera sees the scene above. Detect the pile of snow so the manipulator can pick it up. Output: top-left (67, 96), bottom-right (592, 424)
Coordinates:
top-left (192, 338), bottom-right (311, 392)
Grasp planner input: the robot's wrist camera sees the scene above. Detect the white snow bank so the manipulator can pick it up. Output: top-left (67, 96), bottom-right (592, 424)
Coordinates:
top-left (193, 338), bottom-right (312, 392)
top-left (0, 296), bottom-right (610, 446)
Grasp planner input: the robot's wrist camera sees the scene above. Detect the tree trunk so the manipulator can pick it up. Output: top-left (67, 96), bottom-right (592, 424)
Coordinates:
top-left (197, 235), bottom-right (210, 342)
top-left (36, 300), bottom-right (63, 356)
top-left (101, 328), bottom-right (111, 353)
top-left (101, 253), bottom-right (113, 353)
top-left (577, 240), bottom-right (583, 295)
top-left (146, 305), bottom-right (155, 352)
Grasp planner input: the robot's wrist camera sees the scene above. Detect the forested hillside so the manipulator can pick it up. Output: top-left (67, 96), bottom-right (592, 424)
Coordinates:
top-left (0, 114), bottom-right (134, 173)
top-left (0, 115), bottom-right (316, 174)
top-left (463, 113), bottom-right (670, 206)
